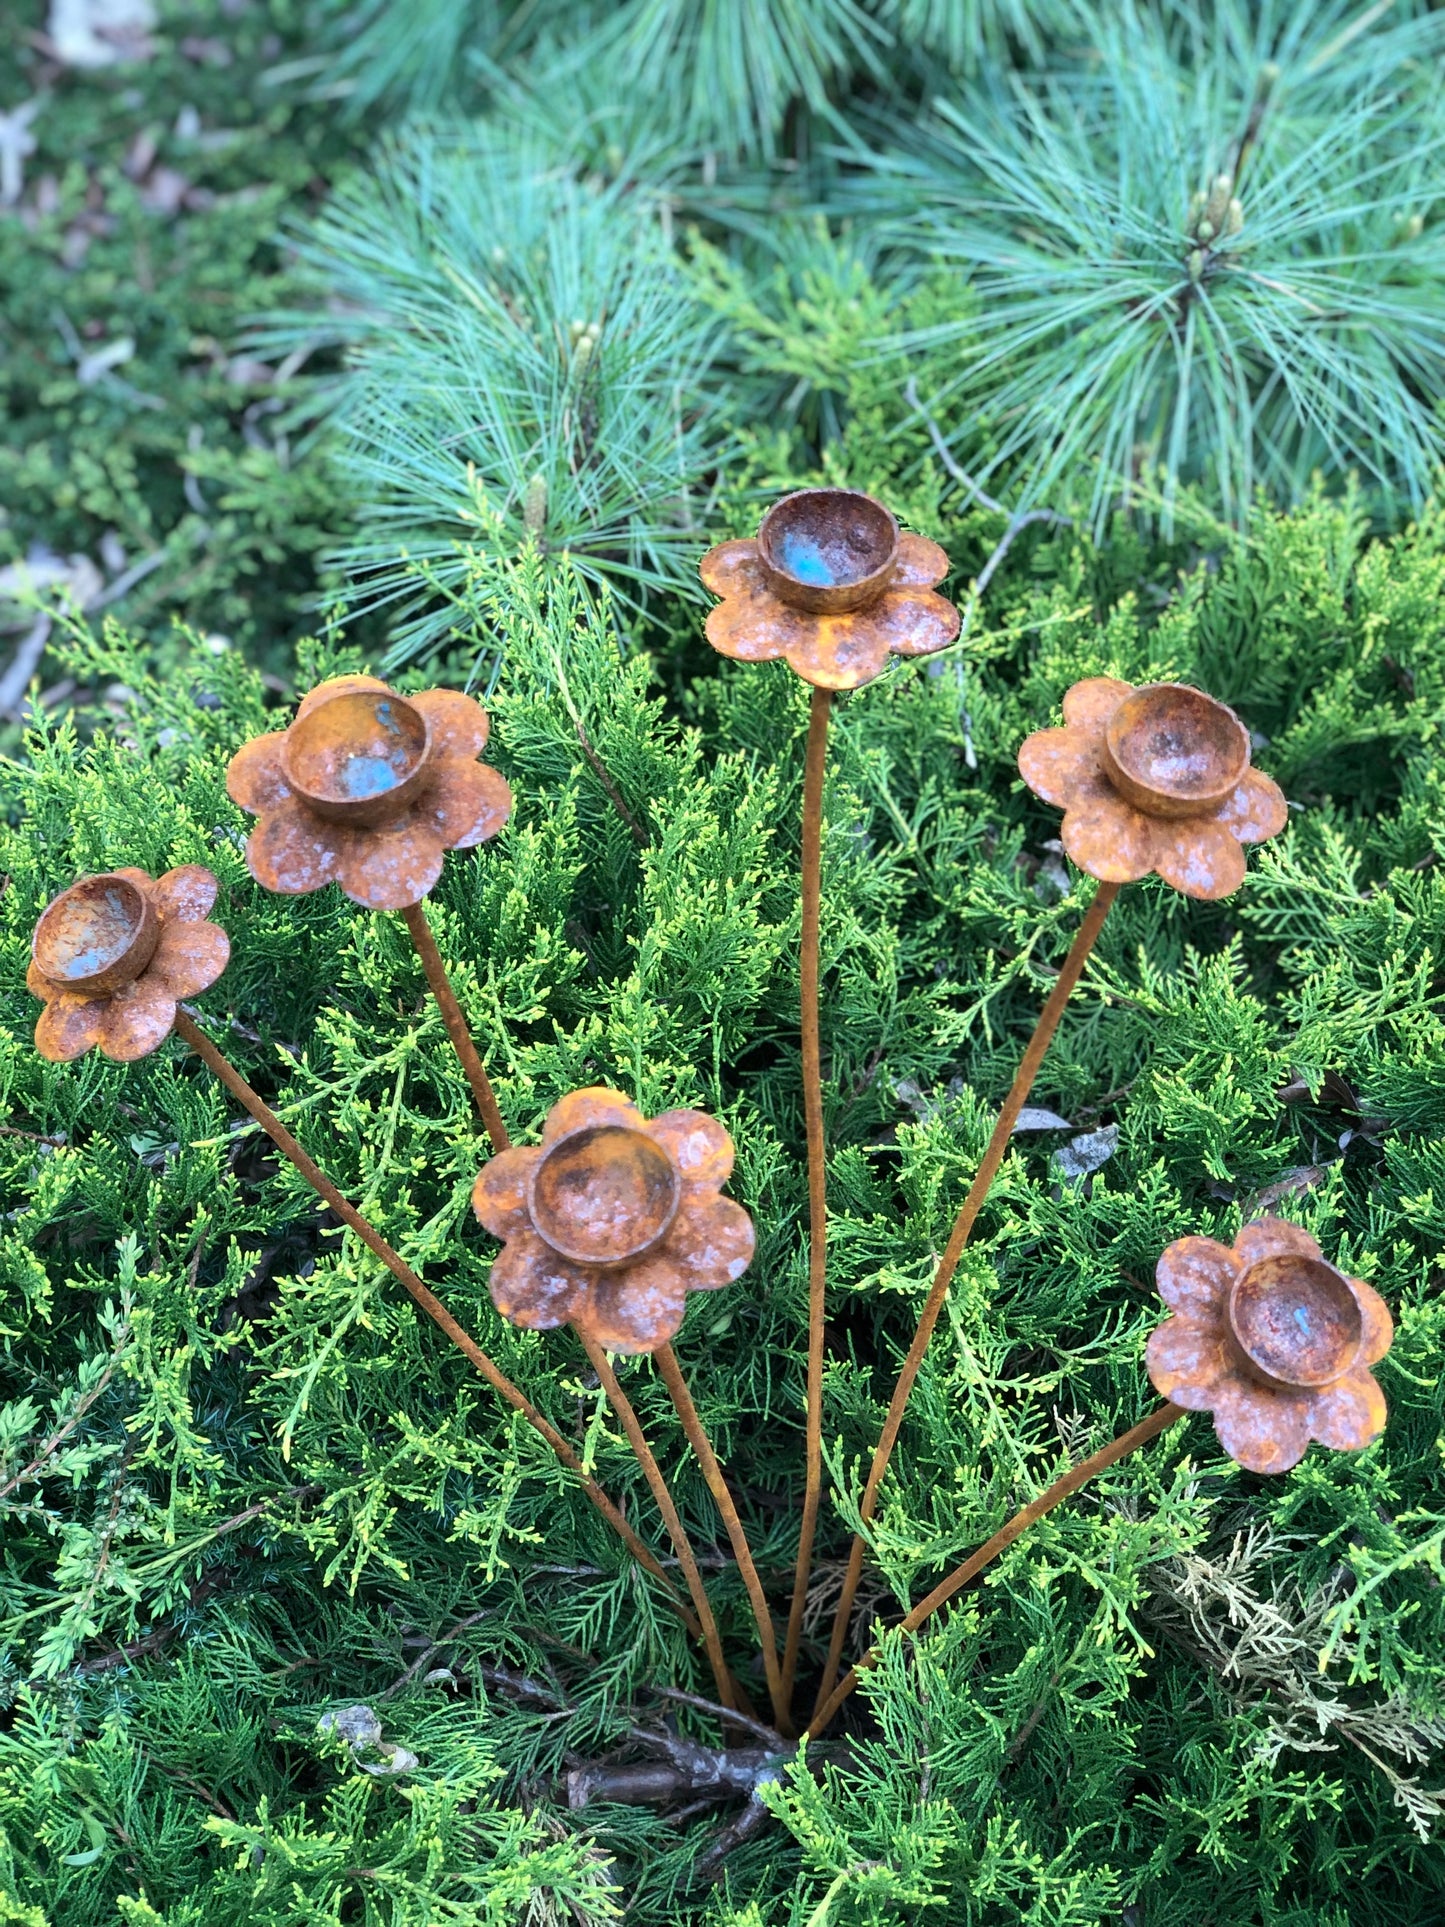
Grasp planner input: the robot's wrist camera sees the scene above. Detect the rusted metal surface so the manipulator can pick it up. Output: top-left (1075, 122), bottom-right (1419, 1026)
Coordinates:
top-left (1145, 1218), bottom-right (1392, 1474)
top-left (1018, 677), bottom-right (1287, 899)
top-left (29, 866), bottom-right (230, 1062)
top-left (700, 487), bottom-right (960, 691)
top-left (227, 675), bottom-right (512, 911)
top-left (472, 1087), bottom-right (754, 1354)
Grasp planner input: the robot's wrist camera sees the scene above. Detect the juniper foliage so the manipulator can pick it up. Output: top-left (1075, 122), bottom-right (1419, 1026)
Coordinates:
top-left (3, 478), bottom-right (1445, 1920)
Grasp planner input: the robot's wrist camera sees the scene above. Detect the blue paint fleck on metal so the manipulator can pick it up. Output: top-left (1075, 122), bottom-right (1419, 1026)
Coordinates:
top-left (337, 753), bottom-right (405, 799)
top-left (777, 533), bottom-right (836, 586)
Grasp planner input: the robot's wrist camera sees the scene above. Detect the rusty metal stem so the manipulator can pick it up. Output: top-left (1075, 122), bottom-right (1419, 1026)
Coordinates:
top-left (172, 1010), bottom-right (695, 1636)
top-left (401, 900), bottom-right (510, 1154)
top-left (655, 1342), bottom-right (792, 1737)
top-left (808, 1400), bottom-right (1184, 1738)
top-left (579, 1335), bottom-right (737, 1720)
top-left (781, 684), bottom-right (831, 1716)
top-left (814, 879), bottom-right (1120, 1715)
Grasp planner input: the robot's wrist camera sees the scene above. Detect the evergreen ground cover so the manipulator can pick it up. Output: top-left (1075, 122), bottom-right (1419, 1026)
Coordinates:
top-left (2, 4), bottom-right (1444, 1922)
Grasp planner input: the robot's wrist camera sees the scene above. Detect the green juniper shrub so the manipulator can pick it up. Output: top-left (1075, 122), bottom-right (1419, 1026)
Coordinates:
top-left (2, 487), bottom-right (1444, 1923)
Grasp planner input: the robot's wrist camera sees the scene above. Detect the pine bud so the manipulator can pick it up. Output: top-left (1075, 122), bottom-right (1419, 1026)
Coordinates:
top-left (1188, 248), bottom-right (1204, 283)
top-left (569, 319), bottom-right (600, 372)
top-left (523, 471), bottom-right (547, 539)
top-left (1205, 173), bottom-right (1234, 232)
top-left (1227, 198), bottom-right (1244, 235)
top-left (1196, 218), bottom-right (1215, 244)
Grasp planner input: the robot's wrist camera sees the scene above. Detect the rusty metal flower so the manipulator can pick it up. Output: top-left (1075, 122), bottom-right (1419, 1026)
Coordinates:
top-left (226, 676), bottom-right (512, 911)
top-left (1145, 1218), bottom-right (1392, 1474)
top-left (699, 488), bottom-right (960, 691)
top-left (472, 1087), bottom-right (754, 1355)
top-left (1018, 677), bottom-right (1287, 899)
top-left (29, 867), bottom-right (230, 1063)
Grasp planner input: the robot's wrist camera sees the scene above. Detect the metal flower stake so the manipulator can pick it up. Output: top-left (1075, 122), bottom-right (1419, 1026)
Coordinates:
top-left (21, 553), bottom-right (1400, 1820)
top-left (470, 1088), bottom-right (787, 1732)
top-left (226, 675), bottom-right (515, 1152)
top-left (27, 870), bottom-right (699, 1635)
top-left (817, 672), bottom-right (1290, 1709)
top-left (701, 487), bottom-right (960, 1708)
top-left (1146, 1219), bottom-right (1391, 1474)
top-left (809, 1214), bottom-right (1394, 1737)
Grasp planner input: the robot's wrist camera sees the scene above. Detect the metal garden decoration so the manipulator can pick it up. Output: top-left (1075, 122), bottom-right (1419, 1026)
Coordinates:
top-left (226, 673), bottom-right (514, 1150)
top-left (702, 485), bottom-right (963, 1703)
top-left (26, 490), bottom-right (1393, 1811)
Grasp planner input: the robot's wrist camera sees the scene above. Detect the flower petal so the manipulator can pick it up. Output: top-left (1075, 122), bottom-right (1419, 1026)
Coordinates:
top-left (409, 687), bottom-right (490, 759)
top-left (1348, 1278), bottom-right (1393, 1366)
top-left (785, 612), bottom-right (893, 691)
top-left (1062, 677), bottom-right (1132, 735)
top-left (99, 978), bottom-right (176, 1062)
top-left (584, 1262), bottom-right (687, 1355)
top-left (472, 1147), bottom-right (541, 1240)
top-left (1152, 817), bottom-right (1247, 901)
top-left (1308, 1368), bottom-right (1386, 1452)
top-left (871, 585), bottom-right (961, 660)
top-left (892, 533), bottom-right (950, 588)
top-left (1211, 1378), bottom-right (1312, 1475)
top-left (705, 595), bottom-right (791, 665)
top-left (1217, 767), bottom-right (1287, 846)
top-left (541, 1087), bottom-right (644, 1148)
top-left (295, 675), bottom-right (388, 723)
top-left (148, 920), bottom-right (230, 998)
top-left (1018, 726), bottom-right (1106, 808)
top-left (1232, 1218), bottom-right (1321, 1268)
top-left (35, 995), bottom-right (106, 1062)
top-left (1061, 788), bottom-right (1157, 882)
top-left (335, 823), bottom-right (445, 911)
top-left (488, 1231), bottom-right (586, 1331)
top-left (662, 1196), bottom-right (754, 1290)
top-left (226, 732), bottom-right (292, 814)
top-left (246, 799), bottom-right (346, 895)
top-left (1145, 1315), bottom-right (1232, 1410)
top-left (152, 865), bottom-right (218, 923)
top-left (1156, 1235), bottom-right (1239, 1318)
top-left (421, 759), bottom-right (513, 851)
top-left (699, 539), bottom-right (763, 599)
top-left (648, 1110), bottom-right (734, 1190)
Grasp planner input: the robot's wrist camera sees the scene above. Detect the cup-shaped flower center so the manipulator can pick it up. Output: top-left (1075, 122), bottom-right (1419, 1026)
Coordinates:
top-left (757, 488), bottom-right (900, 615)
top-left (1101, 683), bottom-right (1249, 820)
top-left (286, 689), bottom-right (432, 827)
top-left (33, 873), bottom-right (159, 995)
top-left (529, 1125), bottom-right (681, 1267)
top-left (1228, 1254), bottom-right (1363, 1389)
